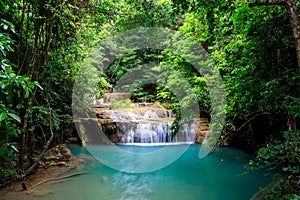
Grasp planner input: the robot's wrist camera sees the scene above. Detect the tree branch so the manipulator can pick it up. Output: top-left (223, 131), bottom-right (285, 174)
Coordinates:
top-left (228, 112), bottom-right (271, 133)
top-left (27, 172), bottom-right (88, 190)
top-left (24, 95), bottom-right (54, 176)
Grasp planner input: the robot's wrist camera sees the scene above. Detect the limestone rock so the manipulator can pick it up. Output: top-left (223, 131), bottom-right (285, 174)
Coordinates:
top-left (103, 92), bottom-right (131, 101)
top-left (43, 144), bottom-right (72, 162)
top-left (93, 96), bottom-right (210, 144)
top-left (193, 118), bottom-right (210, 143)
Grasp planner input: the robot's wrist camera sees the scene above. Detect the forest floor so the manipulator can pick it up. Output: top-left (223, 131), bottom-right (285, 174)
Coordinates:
top-left (0, 154), bottom-right (92, 200)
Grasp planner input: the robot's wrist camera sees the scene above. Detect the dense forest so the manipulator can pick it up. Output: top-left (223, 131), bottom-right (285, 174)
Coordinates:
top-left (0, 0), bottom-right (299, 199)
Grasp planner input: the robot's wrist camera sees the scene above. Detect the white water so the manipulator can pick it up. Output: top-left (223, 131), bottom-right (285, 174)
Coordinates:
top-left (117, 142), bottom-right (194, 146)
top-left (110, 109), bottom-right (195, 144)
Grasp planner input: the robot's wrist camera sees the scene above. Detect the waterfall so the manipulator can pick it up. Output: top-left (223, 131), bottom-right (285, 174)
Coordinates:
top-left (143, 110), bottom-right (159, 119)
top-left (109, 109), bottom-right (195, 144)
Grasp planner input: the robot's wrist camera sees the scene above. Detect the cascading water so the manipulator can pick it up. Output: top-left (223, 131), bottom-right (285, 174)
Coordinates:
top-left (110, 108), bottom-right (195, 144)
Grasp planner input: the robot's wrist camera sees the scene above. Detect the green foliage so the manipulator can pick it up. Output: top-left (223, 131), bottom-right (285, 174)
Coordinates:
top-left (115, 0), bottom-right (176, 30)
top-left (109, 99), bottom-right (132, 109)
top-left (0, 0), bottom-right (299, 194)
top-left (0, 20), bottom-right (37, 153)
top-left (98, 77), bottom-right (113, 97)
top-left (181, 2), bottom-right (299, 198)
top-left (255, 131), bottom-right (300, 199)
top-left (0, 64), bottom-right (26, 142)
top-left (182, 0), bottom-right (297, 142)
top-left (0, 0), bottom-right (97, 186)
top-left (0, 158), bottom-right (17, 187)
top-left (0, 18), bottom-right (42, 186)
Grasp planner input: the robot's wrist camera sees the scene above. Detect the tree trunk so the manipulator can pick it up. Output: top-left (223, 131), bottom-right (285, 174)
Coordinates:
top-left (249, 0), bottom-right (300, 131)
top-left (249, 0), bottom-right (300, 71)
top-left (285, 0), bottom-right (300, 72)
top-left (24, 96), bottom-right (54, 176)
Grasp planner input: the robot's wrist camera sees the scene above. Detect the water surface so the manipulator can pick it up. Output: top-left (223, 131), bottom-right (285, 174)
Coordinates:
top-left (17, 144), bottom-right (272, 200)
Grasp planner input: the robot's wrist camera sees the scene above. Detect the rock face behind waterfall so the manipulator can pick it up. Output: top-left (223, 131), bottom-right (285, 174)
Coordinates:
top-left (95, 101), bottom-right (209, 144)
top-left (193, 118), bottom-right (210, 143)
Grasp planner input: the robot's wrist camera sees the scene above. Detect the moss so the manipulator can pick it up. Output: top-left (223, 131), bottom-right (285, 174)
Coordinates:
top-left (109, 99), bottom-right (132, 109)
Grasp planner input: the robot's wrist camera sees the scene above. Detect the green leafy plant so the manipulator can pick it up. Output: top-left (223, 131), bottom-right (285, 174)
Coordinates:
top-left (0, 19), bottom-right (42, 185)
top-left (109, 99), bottom-right (132, 109)
top-left (254, 130), bottom-right (300, 199)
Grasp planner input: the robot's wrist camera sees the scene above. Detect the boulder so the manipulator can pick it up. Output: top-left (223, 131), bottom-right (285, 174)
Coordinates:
top-left (43, 144), bottom-right (72, 162)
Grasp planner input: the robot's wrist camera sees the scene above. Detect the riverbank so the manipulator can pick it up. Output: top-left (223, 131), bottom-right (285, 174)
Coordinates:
top-left (0, 153), bottom-right (92, 200)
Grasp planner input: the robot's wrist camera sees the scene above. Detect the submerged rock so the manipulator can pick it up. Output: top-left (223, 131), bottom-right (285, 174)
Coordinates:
top-left (100, 176), bottom-right (109, 183)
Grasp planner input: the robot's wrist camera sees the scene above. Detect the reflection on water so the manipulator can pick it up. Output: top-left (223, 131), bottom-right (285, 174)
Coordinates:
top-left (5, 144), bottom-right (272, 200)
top-left (111, 173), bottom-right (156, 200)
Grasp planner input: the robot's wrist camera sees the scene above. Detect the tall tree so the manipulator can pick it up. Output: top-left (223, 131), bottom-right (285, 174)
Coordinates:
top-left (249, 0), bottom-right (300, 72)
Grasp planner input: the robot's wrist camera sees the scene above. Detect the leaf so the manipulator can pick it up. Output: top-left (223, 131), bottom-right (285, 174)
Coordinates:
top-left (0, 112), bottom-right (7, 121)
top-left (8, 144), bottom-right (19, 153)
top-left (34, 81), bottom-right (43, 90)
top-left (28, 82), bottom-right (36, 89)
top-left (0, 45), bottom-right (6, 56)
top-left (7, 113), bottom-right (21, 123)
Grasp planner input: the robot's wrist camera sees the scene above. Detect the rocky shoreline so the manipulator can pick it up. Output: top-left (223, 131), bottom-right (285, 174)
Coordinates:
top-left (0, 144), bottom-right (92, 200)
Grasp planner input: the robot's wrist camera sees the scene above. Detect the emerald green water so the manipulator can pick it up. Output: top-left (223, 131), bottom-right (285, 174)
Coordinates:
top-left (20, 144), bottom-right (272, 200)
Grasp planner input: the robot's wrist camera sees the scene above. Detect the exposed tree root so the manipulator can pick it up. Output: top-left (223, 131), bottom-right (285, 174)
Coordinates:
top-left (23, 172), bottom-right (88, 190)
